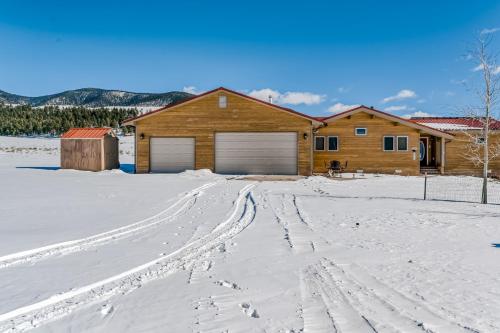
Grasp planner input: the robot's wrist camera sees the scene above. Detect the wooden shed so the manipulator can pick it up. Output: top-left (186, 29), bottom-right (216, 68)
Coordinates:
top-left (61, 128), bottom-right (119, 171)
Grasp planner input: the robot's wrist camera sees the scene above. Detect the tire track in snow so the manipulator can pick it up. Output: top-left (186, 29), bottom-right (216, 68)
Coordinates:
top-left (0, 183), bottom-right (257, 332)
top-left (0, 182), bottom-right (218, 269)
top-left (304, 258), bottom-right (477, 333)
top-left (292, 194), bottom-right (309, 227)
top-left (292, 194), bottom-right (332, 251)
top-left (322, 259), bottom-right (478, 333)
top-left (187, 259), bottom-right (213, 285)
top-left (300, 263), bottom-right (375, 333)
top-left (268, 193), bottom-right (329, 254)
top-left (268, 193), bottom-right (312, 253)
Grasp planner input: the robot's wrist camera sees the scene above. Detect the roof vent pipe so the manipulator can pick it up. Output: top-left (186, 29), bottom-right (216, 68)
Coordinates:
top-left (268, 95), bottom-right (273, 104)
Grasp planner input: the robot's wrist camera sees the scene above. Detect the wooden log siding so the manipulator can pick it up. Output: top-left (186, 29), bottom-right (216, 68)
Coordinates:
top-left (314, 112), bottom-right (420, 175)
top-left (103, 135), bottom-right (120, 170)
top-left (134, 92), bottom-right (314, 175)
top-left (61, 139), bottom-right (103, 171)
top-left (443, 131), bottom-right (500, 176)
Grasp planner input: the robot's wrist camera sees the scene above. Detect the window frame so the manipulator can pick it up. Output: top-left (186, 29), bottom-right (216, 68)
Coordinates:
top-left (314, 136), bottom-right (326, 151)
top-left (355, 127), bottom-right (367, 136)
top-left (218, 95), bottom-right (227, 108)
top-left (327, 136), bottom-right (339, 151)
top-left (383, 135), bottom-right (396, 151)
top-left (396, 136), bottom-right (409, 151)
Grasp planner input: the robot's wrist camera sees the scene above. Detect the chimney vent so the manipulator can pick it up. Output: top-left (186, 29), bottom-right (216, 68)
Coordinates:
top-left (268, 95), bottom-right (273, 104)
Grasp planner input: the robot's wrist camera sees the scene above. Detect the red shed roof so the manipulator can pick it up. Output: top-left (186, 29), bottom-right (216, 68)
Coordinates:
top-left (61, 128), bottom-right (115, 139)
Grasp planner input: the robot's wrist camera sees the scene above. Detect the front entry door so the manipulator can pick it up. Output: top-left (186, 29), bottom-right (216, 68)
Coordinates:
top-left (419, 138), bottom-right (428, 166)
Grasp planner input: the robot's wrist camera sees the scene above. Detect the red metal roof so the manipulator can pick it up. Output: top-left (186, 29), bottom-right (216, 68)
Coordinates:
top-left (61, 128), bottom-right (114, 139)
top-left (410, 117), bottom-right (500, 130)
top-left (122, 87), bottom-right (322, 125)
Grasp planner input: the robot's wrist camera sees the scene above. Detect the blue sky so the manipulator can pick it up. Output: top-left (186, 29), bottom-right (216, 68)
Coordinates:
top-left (0, 0), bottom-right (499, 117)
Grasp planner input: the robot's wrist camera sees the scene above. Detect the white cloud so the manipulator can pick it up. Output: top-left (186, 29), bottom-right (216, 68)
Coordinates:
top-left (445, 91), bottom-right (456, 97)
top-left (182, 86), bottom-right (200, 94)
top-left (471, 63), bottom-right (500, 75)
top-left (328, 103), bottom-right (360, 113)
top-left (248, 88), bottom-right (281, 103)
top-left (281, 92), bottom-right (325, 105)
top-left (417, 99), bottom-right (426, 104)
top-left (401, 111), bottom-right (434, 119)
top-left (480, 27), bottom-right (500, 35)
top-left (383, 105), bottom-right (415, 112)
top-left (338, 87), bottom-right (350, 93)
top-left (248, 88), bottom-right (325, 105)
top-left (472, 64), bottom-right (484, 72)
top-left (450, 79), bottom-right (466, 85)
top-left (382, 89), bottom-right (417, 103)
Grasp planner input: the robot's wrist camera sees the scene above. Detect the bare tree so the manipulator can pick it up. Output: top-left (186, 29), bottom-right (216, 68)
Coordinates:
top-left (461, 33), bottom-right (500, 204)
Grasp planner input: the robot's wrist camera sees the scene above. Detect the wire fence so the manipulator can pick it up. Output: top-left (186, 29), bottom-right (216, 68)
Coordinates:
top-left (424, 175), bottom-right (500, 204)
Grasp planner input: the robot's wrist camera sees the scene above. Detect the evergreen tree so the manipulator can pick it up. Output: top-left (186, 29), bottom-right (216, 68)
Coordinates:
top-left (0, 105), bottom-right (138, 136)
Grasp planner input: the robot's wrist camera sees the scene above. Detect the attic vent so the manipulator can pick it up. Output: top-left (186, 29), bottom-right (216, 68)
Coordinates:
top-left (219, 95), bottom-right (227, 108)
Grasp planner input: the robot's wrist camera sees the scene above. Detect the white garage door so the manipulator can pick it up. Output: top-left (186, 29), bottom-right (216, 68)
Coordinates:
top-left (150, 137), bottom-right (195, 173)
top-left (215, 132), bottom-right (297, 175)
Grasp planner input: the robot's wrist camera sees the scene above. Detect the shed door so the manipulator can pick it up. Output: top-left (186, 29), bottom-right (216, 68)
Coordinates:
top-left (215, 132), bottom-right (297, 175)
top-left (150, 137), bottom-right (195, 173)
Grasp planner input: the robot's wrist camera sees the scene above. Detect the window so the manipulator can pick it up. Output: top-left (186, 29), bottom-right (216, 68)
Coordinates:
top-left (219, 95), bottom-right (227, 108)
top-left (383, 136), bottom-right (395, 151)
top-left (314, 136), bottom-right (325, 151)
top-left (328, 136), bottom-right (339, 151)
top-left (383, 136), bottom-right (408, 151)
top-left (355, 128), bottom-right (367, 136)
top-left (476, 137), bottom-right (485, 144)
top-left (397, 136), bottom-right (408, 151)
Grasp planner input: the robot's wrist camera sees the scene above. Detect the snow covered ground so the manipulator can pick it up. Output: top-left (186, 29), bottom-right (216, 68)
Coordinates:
top-left (1, 136), bottom-right (500, 332)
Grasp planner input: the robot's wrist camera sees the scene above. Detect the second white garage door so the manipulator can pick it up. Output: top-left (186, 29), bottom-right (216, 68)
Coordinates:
top-left (215, 132), bottom-right (298, 175)
top-left (150, 137), bottom-right (195, 173)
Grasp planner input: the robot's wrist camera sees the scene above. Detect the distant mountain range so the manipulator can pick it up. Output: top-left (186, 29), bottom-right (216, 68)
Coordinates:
top-left (0, 88), bottom-right (193, 108)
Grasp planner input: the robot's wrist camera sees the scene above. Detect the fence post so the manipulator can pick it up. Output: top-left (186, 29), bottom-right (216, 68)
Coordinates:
top-left (424, 172), bottom-right (427, 200)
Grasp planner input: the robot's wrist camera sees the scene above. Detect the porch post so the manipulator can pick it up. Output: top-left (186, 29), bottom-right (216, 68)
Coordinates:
top-left (440, 138), bottom-right (445, 174)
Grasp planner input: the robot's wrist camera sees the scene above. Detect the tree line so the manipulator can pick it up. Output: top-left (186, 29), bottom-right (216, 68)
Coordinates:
top-left (0, 104), bottom-right (138, 136)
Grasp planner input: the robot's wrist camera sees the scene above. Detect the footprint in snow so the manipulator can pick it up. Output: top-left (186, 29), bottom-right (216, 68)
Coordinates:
top-left (199, 260), bottom-right (212, 271)
top-left (100, 304), bottom-right (114, 317)
top-left (215, 280), bottom-right (240, 290)
top-left (217, 243), bottom-right (226, 253)
top-left (239, 303), bottom-right (259, 318)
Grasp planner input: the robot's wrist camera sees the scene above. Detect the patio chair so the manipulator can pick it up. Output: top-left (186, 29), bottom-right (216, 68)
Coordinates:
top-left (325, 160), bottom-right (348, 177)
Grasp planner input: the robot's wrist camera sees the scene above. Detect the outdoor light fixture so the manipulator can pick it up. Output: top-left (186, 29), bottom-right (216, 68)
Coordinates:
top-left (140, 133), bottom-right (145, 140)
top-left (303, 133), bottom-right (308, 140)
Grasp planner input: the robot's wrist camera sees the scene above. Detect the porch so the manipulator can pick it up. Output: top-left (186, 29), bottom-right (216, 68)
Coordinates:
top-left (419, 135), bottom-right (447, 174)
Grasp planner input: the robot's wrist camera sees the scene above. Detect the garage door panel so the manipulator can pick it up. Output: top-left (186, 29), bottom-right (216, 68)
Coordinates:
top-left (215, 149), bottom-right (296, 157)
top-left (220, 142), bottom-right (296, 148)
top-left (150, 137), bottom-right (195, 173)
top-left (215, 132), bottom-right (297, 175)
